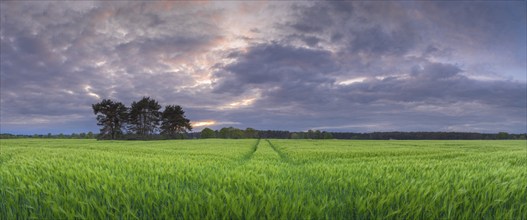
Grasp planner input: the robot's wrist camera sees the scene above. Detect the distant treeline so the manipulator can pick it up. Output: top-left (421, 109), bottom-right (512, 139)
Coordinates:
top-left (1, 128), bottom-right (525, 140)
top-left (0, 132), bottom-right (96, 139)
top-left (329, 131), bottom-right (526, 140)
top-left (196, 127), bottom-right (525, 140)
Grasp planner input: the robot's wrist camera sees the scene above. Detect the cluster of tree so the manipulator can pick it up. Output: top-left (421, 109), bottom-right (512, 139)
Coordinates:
top-left (0, 132), bottom-right (96, 139)
top-left (197, 128), bottom-right (525, 140)
top-left (92, 97), bottom-right (192, 140)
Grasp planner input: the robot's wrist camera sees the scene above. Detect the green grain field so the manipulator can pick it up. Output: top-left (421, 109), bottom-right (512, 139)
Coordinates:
top-left (1, 139), bottom-right (526, 219)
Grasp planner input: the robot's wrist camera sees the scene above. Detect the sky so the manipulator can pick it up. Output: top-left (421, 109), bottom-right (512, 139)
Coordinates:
top-left (0, 1), bottom-right (526, 135)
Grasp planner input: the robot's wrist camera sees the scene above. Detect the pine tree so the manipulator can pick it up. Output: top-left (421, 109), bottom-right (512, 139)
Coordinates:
top-left (92, 99), bottom-right (128, 140)
top-left (128, 97), bottom-right (162, 137)
top-left (160, 105), bottom-right (192, 137)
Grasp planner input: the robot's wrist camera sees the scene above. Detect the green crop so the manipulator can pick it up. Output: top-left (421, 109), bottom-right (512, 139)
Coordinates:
top-left (1, 139), bottom-right (525, 219)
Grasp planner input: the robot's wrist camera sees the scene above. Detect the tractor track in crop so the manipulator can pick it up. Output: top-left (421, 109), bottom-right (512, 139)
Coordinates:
top-left (239, 139), bottom-right (293, 164)
top-left (240, 139), bottom-right (260, 162)
top-left (266, 139), bottom-right (291, 163)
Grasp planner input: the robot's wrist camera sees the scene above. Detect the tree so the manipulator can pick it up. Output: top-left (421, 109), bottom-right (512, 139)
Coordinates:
top-left (231, 128), bottom-right (245, 139)
top-left (201, 127), bottom-right (216, 138)
top-left (128, 97), bottom-right (162, 136)
top-left (291, 132), bottom-right (301, 139)
top-left (160, 105), bottom-right (192, 137)
top-left (307, 130), bottom-right (315, 139)
top-left (322, 132), bottom-right (333, 139)
top-left (218, 127), bottom-right (244, 139)
top-left (245, 128), bottom-right (258, 138)
top-left (92, 99), bottom-right (128, 140)
top-left (496, 132), bottom-right (509, 140)
top-left (219, 127), bottom-right (230, 138)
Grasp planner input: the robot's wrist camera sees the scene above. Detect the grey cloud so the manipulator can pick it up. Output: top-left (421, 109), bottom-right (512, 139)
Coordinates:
top-left (282, 2), bottom-right (421, 55)
top-left (1, 2), bottom-right (224, 134)
top-left (288, 1), bottom-right (354, 34)
top-left (213, 43), bottom-right (339, 94)
top-left (423, 2), bottom-right (525, 44)
top-left (411, 62), bottom-right (462, 80)
top-left (349, 24), bottom-right (418, 55)
top-left (300, 36), bottom-right (321, 47)
top-left (0, 1), bottom-right (525, 134)
top-left (212, 40), bottom-right (525, 132)
top-left (337, 62), bottom-right (525, 108)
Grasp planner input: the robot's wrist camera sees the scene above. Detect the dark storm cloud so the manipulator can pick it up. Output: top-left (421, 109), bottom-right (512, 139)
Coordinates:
top-left (336, 62), bottom-right (526, 108)
top-left (286, 1), bottom-right (354, 34)
top-left (211, 40), bottom-right (525, 132)
top-left (281, 1), bottom-right (421, 55)
top-left (349, 24), bottom-right (418, 55)
top-left (1, 1), bottom-right (525, 134)
top-left (222, 45), bottom-right (524, 108)
top-left (213, 43), bottom-right (338, 94)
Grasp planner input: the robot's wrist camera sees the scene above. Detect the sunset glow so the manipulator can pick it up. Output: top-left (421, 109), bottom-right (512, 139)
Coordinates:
top-left (192, 120), bottom-right (216, 127)
top-left (215, 96), bottom-right (259, 110)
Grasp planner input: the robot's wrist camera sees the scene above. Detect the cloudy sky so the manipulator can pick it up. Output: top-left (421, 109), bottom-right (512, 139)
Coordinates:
top-left (1, 1), bottom-right (526, 134)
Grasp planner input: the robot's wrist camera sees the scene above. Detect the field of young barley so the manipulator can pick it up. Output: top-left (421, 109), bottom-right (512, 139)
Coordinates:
top-left (0, 139), bottom-right (525, 219)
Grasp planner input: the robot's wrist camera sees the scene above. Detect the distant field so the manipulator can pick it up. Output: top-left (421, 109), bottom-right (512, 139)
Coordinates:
top-left (1, 139), bottom-right (525, 219)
